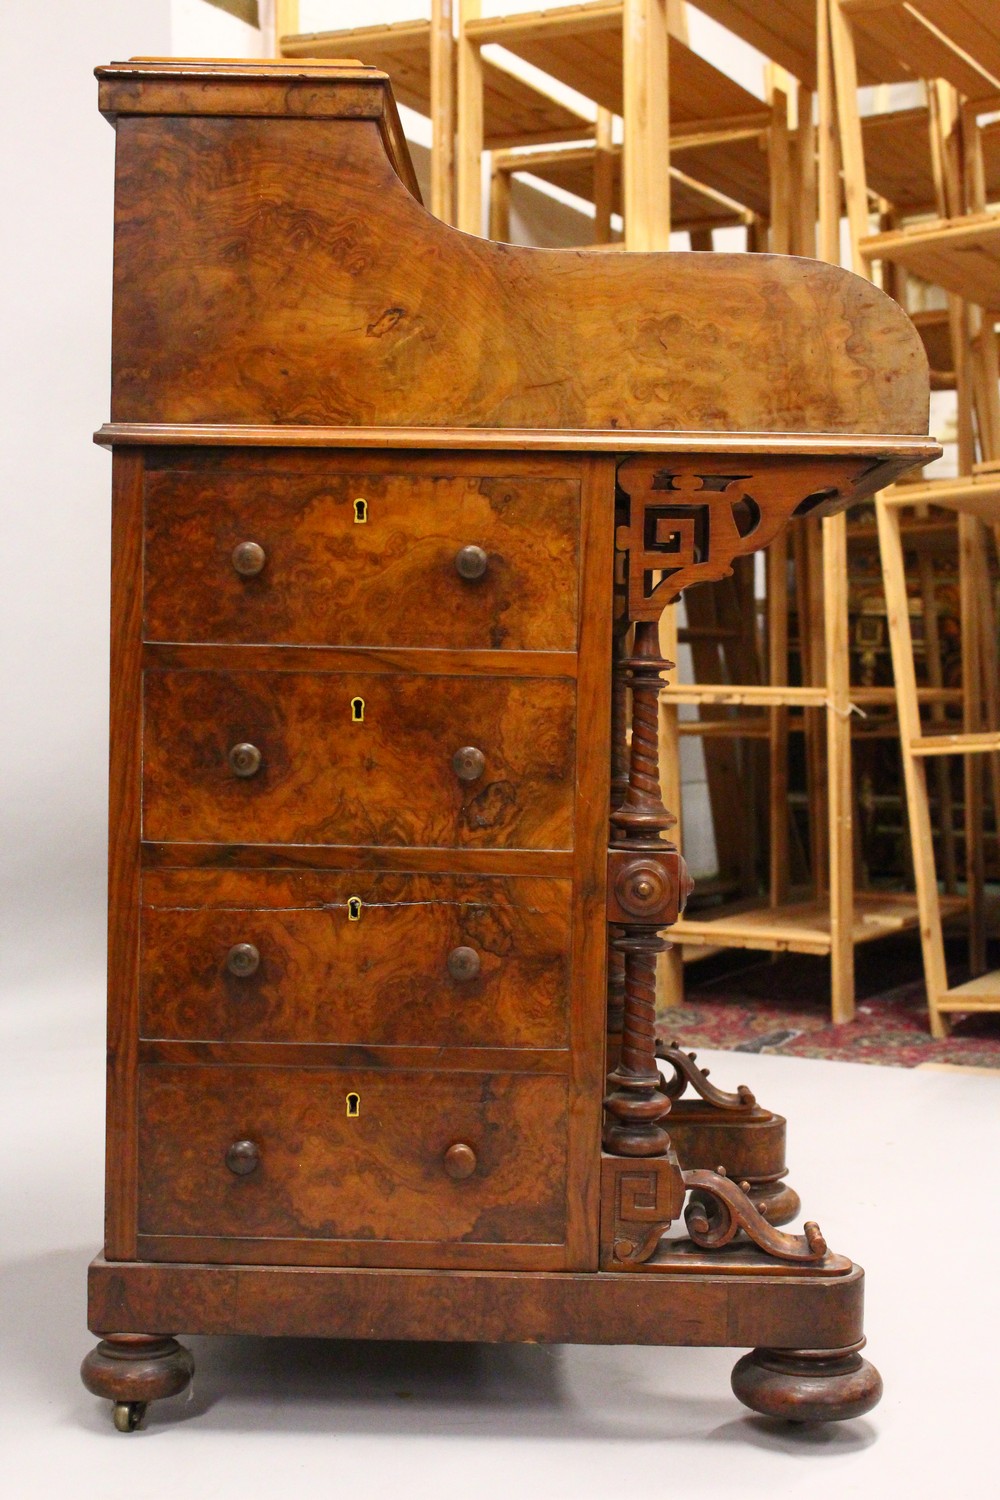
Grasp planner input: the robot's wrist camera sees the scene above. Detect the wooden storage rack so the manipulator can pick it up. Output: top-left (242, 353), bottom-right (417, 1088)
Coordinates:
top-left (877, 475), bottom-right (1000, 1035)
top-left (280, 2), bottom-right (594, 223)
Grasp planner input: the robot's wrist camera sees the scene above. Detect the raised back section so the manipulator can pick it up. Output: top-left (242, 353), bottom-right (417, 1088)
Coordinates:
top-left (97, 59), bottom-right (928, 438)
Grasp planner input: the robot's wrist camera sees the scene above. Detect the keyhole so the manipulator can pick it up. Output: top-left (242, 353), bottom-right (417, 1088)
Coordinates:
top-left (346, 1092), bottom-right (360, 1117)
top-left (351, 696), bottom-right (365, 723)
top-left (347, 897), bottom-right (363, 921)
top-left (353, 498), bottom-right (368, 524)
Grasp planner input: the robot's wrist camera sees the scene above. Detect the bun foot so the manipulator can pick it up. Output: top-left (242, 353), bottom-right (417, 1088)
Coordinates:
top-left (82, 1334), bottom-right (194, 1429)
top-left (746, 1178), bottom-right (800, 1226)
top-left (732, 1342), bottom-right (882, 1423)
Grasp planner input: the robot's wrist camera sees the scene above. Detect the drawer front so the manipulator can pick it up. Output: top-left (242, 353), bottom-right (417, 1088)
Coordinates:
top-left (140, 870), bottom-right (572, 1048)
top-left (142, 669), bottom-right (576, 849)
top-left (143, 469), bottom-right (580, 650)
top-left (138, 1066), bottom-right (569, 1247)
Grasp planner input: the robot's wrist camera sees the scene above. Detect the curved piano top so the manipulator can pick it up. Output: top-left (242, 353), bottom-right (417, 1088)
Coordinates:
top-left (95, 58), bottom-right (937, 486)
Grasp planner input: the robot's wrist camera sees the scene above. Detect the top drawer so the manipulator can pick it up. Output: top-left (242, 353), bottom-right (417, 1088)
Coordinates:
top-left (143, 468), bottom-right (580, 651)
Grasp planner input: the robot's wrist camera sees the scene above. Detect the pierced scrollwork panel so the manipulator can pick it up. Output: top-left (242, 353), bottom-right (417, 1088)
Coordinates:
top-left (615, 455), bottom-right (878, 619)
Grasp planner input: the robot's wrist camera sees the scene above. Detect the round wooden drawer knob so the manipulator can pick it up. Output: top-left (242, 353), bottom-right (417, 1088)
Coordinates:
top-left (443, 1142), bottom-right (477, 1180)
top-left (452, 746), bottom-right (485, 781)
top-left (225, 1139), bottom-right (260, 1176)
top-left (232, 541), bottom-right (266, 577)
top-left (454, 545), bottom-right (488, 580)
top-left (229, 742), bottom-right (262, 778)
top-left (226, 942), bottom-right (260, 977)
top-left (447, 945), bottom-right (481, 981)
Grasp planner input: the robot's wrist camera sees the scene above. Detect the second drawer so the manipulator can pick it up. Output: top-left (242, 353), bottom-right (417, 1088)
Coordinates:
top-left (142, 668), bottom-right (576, 849)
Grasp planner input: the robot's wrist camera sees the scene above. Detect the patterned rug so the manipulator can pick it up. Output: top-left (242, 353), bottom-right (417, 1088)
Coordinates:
top-left (658, 937), bottom-right (1000, 1068)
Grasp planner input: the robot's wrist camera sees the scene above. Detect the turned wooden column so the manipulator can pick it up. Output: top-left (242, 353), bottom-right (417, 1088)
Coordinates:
top-left (606, 607), bottom-right (631, 1044)
top-left (603, 620), bottom-right (691, 1156)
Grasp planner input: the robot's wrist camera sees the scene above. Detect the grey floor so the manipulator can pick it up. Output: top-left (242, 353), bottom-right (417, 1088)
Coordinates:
top-left (4, 984), bottom-right (999, 1499)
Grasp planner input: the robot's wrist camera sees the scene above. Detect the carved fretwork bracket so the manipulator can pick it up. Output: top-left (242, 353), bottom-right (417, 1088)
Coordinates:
top-left (600, 1156), bottom-right (826, 1269)
top-left (615, 455), bottom-right (877, 619)
top-left (600, 1151), bottom-right (686, 1267)
top-left (683, 1169), bottom-right (827, 1262)
top-left (655, 1039), bottom-right (756, 1110)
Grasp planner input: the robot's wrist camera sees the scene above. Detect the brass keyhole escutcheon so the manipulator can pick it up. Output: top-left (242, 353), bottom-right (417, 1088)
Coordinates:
top-left (350, 696), bottom-right (365, 723)
top-left (345, 1092), bottom-right (360, 1118)
top-left (347, 897), bottom-right (363, 921)
top-left (353, 498), bottom-right (368, 523)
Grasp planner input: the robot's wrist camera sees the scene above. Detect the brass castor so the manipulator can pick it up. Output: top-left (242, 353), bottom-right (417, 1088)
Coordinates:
top-left (732, 1342), bottom-right (883, 1423)
top-left (112, 1401), bottom-right (148, 1433)
top-left (81, 1334), bottom-right (194, 1430)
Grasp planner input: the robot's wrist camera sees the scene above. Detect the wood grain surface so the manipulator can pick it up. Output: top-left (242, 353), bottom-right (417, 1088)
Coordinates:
top-left (140, 868), bottom-right (572, 1048)
top-left (143, 467), bottom-right (580, 651)
top-left (137, 1065), bottom-right (569, 1249)
top-left (108, 112), bottom-right (929, 435)
top-left (142, 668), bottom-right (577, 849)
top-left (88, 1254), bottom-right (866, 1348)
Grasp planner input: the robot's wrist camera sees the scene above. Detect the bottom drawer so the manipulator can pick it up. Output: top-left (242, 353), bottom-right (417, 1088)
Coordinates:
top-left (138, 1065), bottom-right (569, 1253)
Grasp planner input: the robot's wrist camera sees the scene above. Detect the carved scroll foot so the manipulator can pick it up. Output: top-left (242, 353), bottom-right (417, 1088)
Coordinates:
top-left (81, 1334), bottom-right (194, 1431)
top-left (683, 1168), bottom-right (826, 1262)
top-left (656, 1041), bottom-right (801, 1226)
top-left (656, 1040), bottom-right (756, 1110)
top-left (731, 1342), bottom-right (883, 1424)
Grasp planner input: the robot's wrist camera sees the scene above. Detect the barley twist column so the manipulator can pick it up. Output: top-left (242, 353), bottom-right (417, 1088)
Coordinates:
top-left (603, 619), bottom-right (686, 1157)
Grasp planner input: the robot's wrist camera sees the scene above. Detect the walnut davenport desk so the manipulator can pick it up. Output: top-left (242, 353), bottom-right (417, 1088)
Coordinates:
top-left (83, 59), bottom-right (936, 1432)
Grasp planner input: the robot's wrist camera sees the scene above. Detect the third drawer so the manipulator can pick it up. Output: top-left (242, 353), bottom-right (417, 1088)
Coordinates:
top-left (140, 868), bottom-right (572, 1048)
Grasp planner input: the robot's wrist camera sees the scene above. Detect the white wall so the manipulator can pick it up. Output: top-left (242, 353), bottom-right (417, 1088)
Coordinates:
top-left (1, 2), bottom-right (172, 1020)
top-left (172, 0), bottom-right (270, 56)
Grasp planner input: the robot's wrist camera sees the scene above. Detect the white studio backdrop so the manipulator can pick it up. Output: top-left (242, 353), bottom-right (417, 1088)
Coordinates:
top-left (2, 0), bottom-right (170, 1038)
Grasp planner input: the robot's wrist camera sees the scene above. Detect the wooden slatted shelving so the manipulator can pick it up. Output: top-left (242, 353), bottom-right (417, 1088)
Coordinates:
top-left (690, 0), bottom-right (1000, 97)
top-left (877, 477), bottom-right (1000, 1036)
top-left (860, 212), bottom-right (1000, 310)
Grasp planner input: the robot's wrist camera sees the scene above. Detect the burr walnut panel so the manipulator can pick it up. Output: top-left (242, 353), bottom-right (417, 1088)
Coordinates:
top-left (143, 468), bottom-right (580, 651)
top-left (142, 669), bottom-right (576, 849)
top-left (139, 868), bottom-right (571, 1049)
top-left (106, 109), bottom-right (929, 435)
top-left (137, 1065), bottom-right (569, 1250)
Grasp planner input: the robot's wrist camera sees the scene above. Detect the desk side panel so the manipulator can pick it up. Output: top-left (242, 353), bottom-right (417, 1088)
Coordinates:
top-left (108, 113), bottom-right (928, 437)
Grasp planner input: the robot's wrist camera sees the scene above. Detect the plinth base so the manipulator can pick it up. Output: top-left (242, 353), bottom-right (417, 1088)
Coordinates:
top-left (85, 1246), bottom-right (878, 1428)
